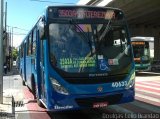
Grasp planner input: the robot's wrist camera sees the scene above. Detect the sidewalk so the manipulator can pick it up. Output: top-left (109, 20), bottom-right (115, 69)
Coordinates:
top-left (0, 67), bottom-right (48, 119)
top-left (0, 67), bottom-right (19, 119)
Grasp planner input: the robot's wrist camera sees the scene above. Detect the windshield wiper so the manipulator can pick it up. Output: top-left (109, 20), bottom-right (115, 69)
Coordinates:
top-left (96, 19), bottom-right (113, 53)
top-left (99, 19), bottom-right (112, 42)
top-left (69, 19), bottom-right (93, 56)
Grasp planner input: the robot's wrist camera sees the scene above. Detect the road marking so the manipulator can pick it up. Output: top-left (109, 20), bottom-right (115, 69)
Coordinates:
top-left (135, 96), bottom-right (160, 107)
top-left (135, 93), bottom-right (160, 103)
top-left (152, 81), bottom-right (160, 84)
top-left (135, 85), bottom-right (160, 92)
top-left (136, 81), bottom-right (160, 87)
top-left (136, 91), bottom-right (160, 99)
top-left (136, 90), bottom-right (160, 99)
top-left (135, 79), bottom-right (160, 106)
top-left (136, 84), bottom-right (160, 90)
top-left (135, 88), bottom-right (160, 95)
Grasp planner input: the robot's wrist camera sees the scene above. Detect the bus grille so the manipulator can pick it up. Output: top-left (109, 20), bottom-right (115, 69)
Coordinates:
top-left (64, 74), bottom-right (127, 84)
top-left (75, 94), bottom-right (122, 107)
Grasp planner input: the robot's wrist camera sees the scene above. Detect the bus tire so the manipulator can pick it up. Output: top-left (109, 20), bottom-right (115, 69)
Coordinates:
top-left (21, 70), bottom-right (25, 86)
top-left (22, 80), bottom-right (25, 86)
top-left (31, 75), bottom-right (36, 99)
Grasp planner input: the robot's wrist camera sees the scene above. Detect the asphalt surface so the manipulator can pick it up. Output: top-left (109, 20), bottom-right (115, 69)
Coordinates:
top-left (1, 68), bottom-right (160, 119)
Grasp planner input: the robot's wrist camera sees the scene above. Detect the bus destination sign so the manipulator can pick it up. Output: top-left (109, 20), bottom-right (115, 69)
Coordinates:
top-left (131, 42), bottom-right (145, 45)
top-left (58, 9), bottom-right (115, 19)
top-left (48, 7), bottom-right (123, 20)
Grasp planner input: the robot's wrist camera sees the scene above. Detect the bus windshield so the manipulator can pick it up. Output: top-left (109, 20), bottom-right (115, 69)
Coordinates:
top-left (132, 41), bottom-right (150, 60)
top-left (49, 22), bottom-right (131, 74)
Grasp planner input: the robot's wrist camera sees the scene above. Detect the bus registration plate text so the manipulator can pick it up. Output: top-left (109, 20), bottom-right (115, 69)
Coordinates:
top-left (93, 102), bottom-right (108, 108)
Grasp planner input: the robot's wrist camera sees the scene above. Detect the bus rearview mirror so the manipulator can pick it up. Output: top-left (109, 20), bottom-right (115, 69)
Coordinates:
top-left (39, 18), bottom-right (45, 40)
top-left (125, 45), bottom-right (130, 56)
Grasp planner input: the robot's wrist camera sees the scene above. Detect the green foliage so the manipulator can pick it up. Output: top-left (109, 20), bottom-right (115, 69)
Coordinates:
top-left (12, 48), bottom-right (18, 61)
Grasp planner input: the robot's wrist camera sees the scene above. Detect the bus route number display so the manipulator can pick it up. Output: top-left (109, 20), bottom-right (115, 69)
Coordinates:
top-left (59, 57), bottom-right (96, 69)
top-left (131, 42), bottom-right (145, 45)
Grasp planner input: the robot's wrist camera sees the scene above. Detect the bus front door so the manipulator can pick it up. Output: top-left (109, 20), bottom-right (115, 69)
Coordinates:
top-left (23, 42), bottom-right (27, 83)
top-left (40, 40), bottom-right (46, 102)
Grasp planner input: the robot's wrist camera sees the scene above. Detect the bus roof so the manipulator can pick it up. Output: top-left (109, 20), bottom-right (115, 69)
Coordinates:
top-left (131, 37), bottom-right (154, 42)
top-left (47, 5), bottom-right (122, 11)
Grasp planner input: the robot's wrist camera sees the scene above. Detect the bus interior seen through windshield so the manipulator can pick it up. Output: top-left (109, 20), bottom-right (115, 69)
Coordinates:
top-left (49, 22), bottom-right (132, 75)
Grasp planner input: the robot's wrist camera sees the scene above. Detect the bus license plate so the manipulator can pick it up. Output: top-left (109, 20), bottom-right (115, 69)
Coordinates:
top-left (93, 102), bottom-right (108, 108)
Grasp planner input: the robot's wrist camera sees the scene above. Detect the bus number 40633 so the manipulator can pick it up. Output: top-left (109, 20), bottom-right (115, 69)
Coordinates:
top-left (112, 81), bottom-right (128, 88)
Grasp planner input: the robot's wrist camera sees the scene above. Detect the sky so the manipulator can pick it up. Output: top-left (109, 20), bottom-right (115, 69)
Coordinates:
top-left (5, 0), bottom-right (79, 47)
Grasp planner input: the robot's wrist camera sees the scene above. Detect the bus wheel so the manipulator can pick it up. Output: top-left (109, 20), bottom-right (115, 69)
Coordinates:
top-left (31, 75), bottom-right (36, 99)
top-left (21, 70), bottom-right (25, 86)
top-left (22, 80), bottom-right (25, 86)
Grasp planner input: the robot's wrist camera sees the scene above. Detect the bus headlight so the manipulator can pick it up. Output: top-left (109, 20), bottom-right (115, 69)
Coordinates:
top-left (50, 77), bottom-right (69, 95)
top-left (125, 72), bottom-right (135, 89)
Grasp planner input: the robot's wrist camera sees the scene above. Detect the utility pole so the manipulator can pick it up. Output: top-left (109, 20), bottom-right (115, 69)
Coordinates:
top-left (4, 2), bottom-right (6, 32)
top-left (11, 27), bottom-right (13, 69)
top-left (0, 0), bottom-right (4, 103)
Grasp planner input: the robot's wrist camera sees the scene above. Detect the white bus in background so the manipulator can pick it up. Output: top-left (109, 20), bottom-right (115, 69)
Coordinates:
top-left (131, 37), bottom-right (154, 71)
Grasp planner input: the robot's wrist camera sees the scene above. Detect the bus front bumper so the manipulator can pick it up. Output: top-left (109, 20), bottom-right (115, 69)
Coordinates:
top-left (135, 64), bottom-right (151, 71)
top-left (48, 88), bottom-right (135, 111)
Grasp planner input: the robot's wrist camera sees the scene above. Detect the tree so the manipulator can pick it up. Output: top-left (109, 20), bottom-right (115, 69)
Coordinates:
top-left (12, 48), bottom-right (18, 61)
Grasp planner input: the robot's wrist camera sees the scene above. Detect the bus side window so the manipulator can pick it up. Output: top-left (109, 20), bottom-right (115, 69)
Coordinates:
top-left (32, 28), bottom-right (37, 55)
top-left (28, 33), bottom-right (32, 55)
top-left (20, 45), bottom-right (23, 58)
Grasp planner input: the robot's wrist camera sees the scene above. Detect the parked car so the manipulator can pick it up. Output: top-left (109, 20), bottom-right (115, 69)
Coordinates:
top-left (151, 60), bottom-right (160, 71)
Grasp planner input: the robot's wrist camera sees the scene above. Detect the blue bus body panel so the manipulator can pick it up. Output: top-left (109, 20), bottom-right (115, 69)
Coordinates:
top-left (45, 61), bottom-right (135, 110)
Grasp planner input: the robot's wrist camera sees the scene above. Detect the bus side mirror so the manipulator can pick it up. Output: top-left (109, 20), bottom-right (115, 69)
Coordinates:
top-left (38, 17), bottom-right (46, 40)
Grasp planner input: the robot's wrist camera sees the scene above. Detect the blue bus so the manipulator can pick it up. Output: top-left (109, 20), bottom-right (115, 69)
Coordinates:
top-left (19, 6), bottom-right (135, 111)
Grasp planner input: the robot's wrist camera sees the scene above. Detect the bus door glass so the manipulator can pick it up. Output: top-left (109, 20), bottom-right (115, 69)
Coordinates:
top-left (24, 42), bottom-right (27, 81)
top-left (40, 40), bottom-right (46, 100)
top-left (144, 42), bottom-right (149, 55)
top-left (143, 42), bottom-right (150, 62)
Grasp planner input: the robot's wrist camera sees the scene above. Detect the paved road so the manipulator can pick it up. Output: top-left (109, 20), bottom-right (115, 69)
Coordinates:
top-left (135, 71), bottom-right (160, 106)
top-left (47, 71), bottom-right (160, 119)
top-left (3, 70), bottom-right (160, 119)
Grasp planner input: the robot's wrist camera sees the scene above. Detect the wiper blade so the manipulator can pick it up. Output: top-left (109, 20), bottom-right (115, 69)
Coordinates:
top-left (69, 19), bottom-right (93, 55)
top-left (96, 19), bottom-right (112, 52)
top-left (99, 19), bottom-right (112, 41)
